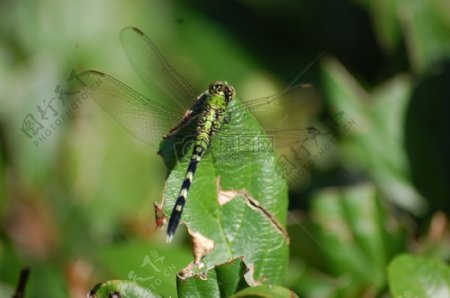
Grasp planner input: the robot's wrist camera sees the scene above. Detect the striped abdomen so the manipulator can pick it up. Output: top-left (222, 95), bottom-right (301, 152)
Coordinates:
top-left (166, 105), bottom-right (225, 242)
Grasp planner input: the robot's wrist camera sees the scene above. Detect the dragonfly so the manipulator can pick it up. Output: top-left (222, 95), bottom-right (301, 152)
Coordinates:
top-left (79, 27), bottom-right (322, 242)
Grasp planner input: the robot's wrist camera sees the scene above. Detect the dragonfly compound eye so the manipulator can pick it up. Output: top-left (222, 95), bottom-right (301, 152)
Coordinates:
top-left (224, 85), bottom-right (236, 102)
top-left (209, 81), bottom-right (225, 95)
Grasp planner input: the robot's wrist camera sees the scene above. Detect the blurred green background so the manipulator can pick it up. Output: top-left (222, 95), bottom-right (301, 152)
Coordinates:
top-left (1, 0), bottom-right (449, 297)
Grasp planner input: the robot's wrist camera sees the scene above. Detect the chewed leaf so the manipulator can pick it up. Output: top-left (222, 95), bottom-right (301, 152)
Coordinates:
top-left (160, 98), bottom-right (289, 284)
top-left (177, 258), bottom-right (250, 297)
top-left (88, 280), bottom-right (162, 298)
top-left (216, 180), bottom-right (289, 242)
top-left (231, 284), bottom-right (299, 298)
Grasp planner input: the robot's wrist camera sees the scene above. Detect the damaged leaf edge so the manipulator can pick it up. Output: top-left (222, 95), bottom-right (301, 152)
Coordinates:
top-left (216, 177), bottom-right (290, 244)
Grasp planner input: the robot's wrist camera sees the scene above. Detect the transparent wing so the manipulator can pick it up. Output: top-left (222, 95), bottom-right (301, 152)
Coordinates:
top-left (213, 127), bottom-right (332, 157)
top-left (120, 27), bottom-right (198, 113)
top-left (78, 70), bottom-right (185, 147)
top-left (266, 127), bottom-right (332, 150)
top-left (216, 86), bottom-right (328, 188)
top-left (230, 83), bottom-right (316, 133)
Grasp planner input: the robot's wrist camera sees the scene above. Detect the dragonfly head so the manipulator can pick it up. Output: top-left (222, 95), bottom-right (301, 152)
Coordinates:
top-left (209, 81), bottom-right (236, 103)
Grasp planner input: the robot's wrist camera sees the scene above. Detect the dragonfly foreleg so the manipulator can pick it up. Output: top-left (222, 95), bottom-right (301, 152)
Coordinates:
top-left (164, 92), bottom-right (209, 138)
top-left (164, 110), bottom-right (198, 138)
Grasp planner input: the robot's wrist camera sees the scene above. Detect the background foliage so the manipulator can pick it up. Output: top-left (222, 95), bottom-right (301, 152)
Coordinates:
top-left (0, 0), bottom-right (449, 297)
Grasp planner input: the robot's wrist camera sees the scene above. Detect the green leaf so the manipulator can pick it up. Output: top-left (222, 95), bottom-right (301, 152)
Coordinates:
top-left (364, 0), bottom-right (450, 72)
top-left (388, 254), bottom-right (450, 298)
top-left (405, 64), bottom-right (450, 216)
top-left (287, 183), bottom-right (407, 297)
top-left (88, 280), bottom-right (162, 298)
top-left (397, 0), bottom-right (450, 73)
top-left (231, 284), bottom-right (298, 298)
top-left (311, 185), bottom-right (387, 287)
top-left (160, 98), bottom-right (289, 284)
top-left (177, 258), bottom-right (249, 297)
top-left (369, 0), bottom-right (402, 53)
top-left (321, 57), bottom-right (426, 214)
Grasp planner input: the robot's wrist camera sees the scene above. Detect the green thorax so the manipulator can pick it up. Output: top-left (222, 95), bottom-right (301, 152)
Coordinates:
top-left (194, 81), bottom-right (236, 149)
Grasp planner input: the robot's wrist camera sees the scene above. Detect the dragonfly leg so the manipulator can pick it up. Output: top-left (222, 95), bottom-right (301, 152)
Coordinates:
top-left (164, 110), bottom-right (195, 138)
top-left (224, 113), bottom-right (231, 124)
top-left (164, 92), bottom-right (208, 138)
